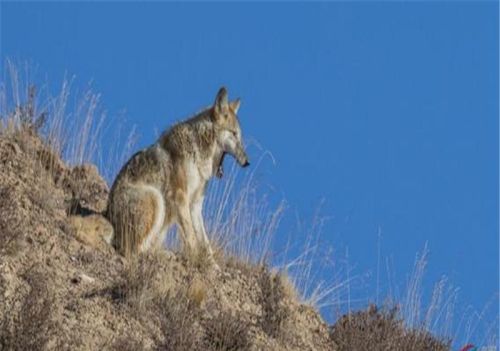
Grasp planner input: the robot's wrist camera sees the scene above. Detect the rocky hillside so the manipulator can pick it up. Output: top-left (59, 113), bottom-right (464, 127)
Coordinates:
top-left (0, 122), bottom-right (450, 351)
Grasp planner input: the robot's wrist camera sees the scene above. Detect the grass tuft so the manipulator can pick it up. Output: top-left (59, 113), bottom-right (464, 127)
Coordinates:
top-left (202, 310), bottom-right (251, 351)
top-left (330, 304), bottom-right (451, 351)
top-left (0, 270), bottom-right (56, 351)
top-left (257, 266), bottom-right (291, 339)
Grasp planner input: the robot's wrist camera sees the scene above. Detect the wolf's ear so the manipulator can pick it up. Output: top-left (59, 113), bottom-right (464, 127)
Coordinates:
top-left (230, 99), bottom-right (241, 114)
top-left (214, 87), bottom-right (229, 115)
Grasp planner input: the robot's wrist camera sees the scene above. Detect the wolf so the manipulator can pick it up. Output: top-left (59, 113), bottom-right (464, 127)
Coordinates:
top-left (106, 87), bottom-right (249, 265)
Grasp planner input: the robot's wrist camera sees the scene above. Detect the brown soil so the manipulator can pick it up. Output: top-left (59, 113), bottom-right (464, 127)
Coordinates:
top-left (0, 126), bottom-right (334, 351)
top-left (0, 124), bottom-right (450, 351)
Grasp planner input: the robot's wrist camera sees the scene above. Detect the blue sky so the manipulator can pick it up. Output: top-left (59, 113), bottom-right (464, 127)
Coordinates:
top-left (1, 1), bottom-right (498, 341)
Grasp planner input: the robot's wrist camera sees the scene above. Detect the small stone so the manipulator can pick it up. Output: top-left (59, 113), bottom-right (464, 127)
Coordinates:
top-left (71, 273), bottom-right (95, 284)
top-left (79, 273), bottom-right (95, 284)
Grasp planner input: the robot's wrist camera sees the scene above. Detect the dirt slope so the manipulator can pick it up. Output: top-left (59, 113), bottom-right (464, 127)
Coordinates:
top-left (0, 126), bottom-right (335, 351)
top-left (0, 124), bottom-right (451, 351)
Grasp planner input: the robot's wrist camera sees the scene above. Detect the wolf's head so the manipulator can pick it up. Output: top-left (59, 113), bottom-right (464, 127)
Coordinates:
top-left (213, 87), bottom-right (250, 168)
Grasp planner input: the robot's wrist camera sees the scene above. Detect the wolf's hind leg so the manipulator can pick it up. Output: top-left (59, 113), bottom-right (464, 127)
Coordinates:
top-left (135, 184), bottom-right (166, 252)
top-left (111, 184), bottom-right (165, 257)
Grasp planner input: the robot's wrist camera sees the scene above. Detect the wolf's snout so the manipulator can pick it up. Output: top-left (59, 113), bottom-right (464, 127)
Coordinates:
top-left (236, 148), bottom-right (250, 168)
top-left (238, 153), bottom-right (250, 168)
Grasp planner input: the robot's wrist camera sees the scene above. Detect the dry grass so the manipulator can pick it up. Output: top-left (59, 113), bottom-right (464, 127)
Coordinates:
top-left (330, 304), bottom-right (451, 351)
top-left (113, 252), bottom-right (252, 351)
top-left (0, 186), bottom-right (24, 256)
top-left (382, 245), bottom-right (499, 349)
top-left (205, 156), bottom-right (352, 312)
top-left (202, 310), bottom-right (251, 351)
top-left (188, 277), bottom-right (207, 308)
top-left (204, 155), bottom-right (285, 265)
top-left (111, 337), bottom-right (147, 351)
top-left (0, 60), bottom-right (342, 318)
top-left (0, 59), bottom-right (136, 184)
top-left (257, 266), bottom-right (291, 339)
top-left (112, 251), bottom-right (205, 350)
top-left (154, 289), bottom-right (203, 351)
top-left (1, 60), bottom-right (497, 351)
top-left (114, 250), bottom-right (176, 314)
top-left (280, 222), bottom-right (355, 310)
top-left (183, 244), bottom-right (217, 274)
top-left (0, 270), bottom-right (56, 351)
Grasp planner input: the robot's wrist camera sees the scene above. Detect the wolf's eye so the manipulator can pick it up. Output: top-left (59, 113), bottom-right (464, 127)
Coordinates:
top-left (231, 131), bottom-right (237, 138)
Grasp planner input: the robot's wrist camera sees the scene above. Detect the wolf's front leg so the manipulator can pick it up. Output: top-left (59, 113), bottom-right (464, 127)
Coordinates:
top-left (191, 198), bottom-right (212, 251)
top-left (191, 199), bottom-right (219, 270)
top-left (175, 197), bottom-right (199, 256)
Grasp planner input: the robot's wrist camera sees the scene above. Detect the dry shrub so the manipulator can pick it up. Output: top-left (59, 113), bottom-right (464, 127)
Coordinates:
top-left (0, 186), bottom-right (24, 256)
top-left (155, 289), bottom-right (203, 351)
top-left (1, 60), bottom-right (137, 184)
top-left (1, 85), bottom-right (47, 134)
top-left (202, 310), bottom-right (251, 351)
top-left (0, 61), bottom-right (474, 351)
top-left (277, 272), bottom-right (299, 301)
top-left (0, 83), bottom-right (61, 183)
top-left (111, 337), bottom-right (147, 351)
top-left (182, 245), bottom-right (215, 274)
top-left (220, 253), bottom-right (260, 280)
top-left (204, 156), bottom-right (285, 266)
top-left (0, 270), bottom-right (56, 351)
top-left (187, 277), bottom-right (207, 308)
top-left (330, 305), bottom-right (451, 351)
top-left (112, 251), bottom-right (204, 350)
top-left (114, 251), bottom-right (175, 314)
top-left (257, 266), bottom-right (291, 339)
